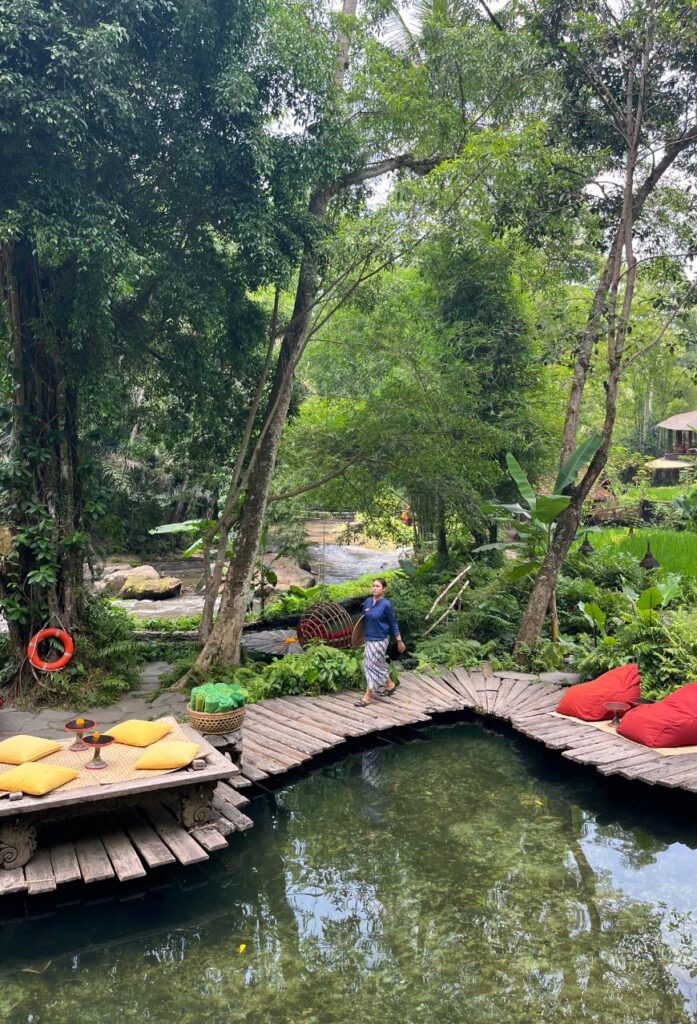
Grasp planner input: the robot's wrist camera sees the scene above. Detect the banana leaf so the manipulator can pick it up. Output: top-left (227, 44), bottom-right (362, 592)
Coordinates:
top-left (505, 453), bottom-right (536, 511)
top-left (554, 433), bottom-right (602, 493)
top-left (535, 494), bottom-right (571, 524)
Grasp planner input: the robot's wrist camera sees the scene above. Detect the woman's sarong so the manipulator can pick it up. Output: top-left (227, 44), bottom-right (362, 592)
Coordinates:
top-left (364, 638), bottom-right (389, 691)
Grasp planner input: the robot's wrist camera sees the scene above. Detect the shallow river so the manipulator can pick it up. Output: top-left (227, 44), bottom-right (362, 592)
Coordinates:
top-left (3, 721), bottom-right (697, 1023)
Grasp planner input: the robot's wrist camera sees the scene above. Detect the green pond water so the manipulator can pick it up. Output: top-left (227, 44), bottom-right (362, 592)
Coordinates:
top-left (3, 721), bottom-right (697, 1024)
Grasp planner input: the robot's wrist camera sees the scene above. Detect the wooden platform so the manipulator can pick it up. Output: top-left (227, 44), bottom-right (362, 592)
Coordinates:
top-left (8, 665), bottom-right (697, 899)
top-left (223, 666), bottom-right (697, 797)
top-left (0, 780), bottom-right (254, 898)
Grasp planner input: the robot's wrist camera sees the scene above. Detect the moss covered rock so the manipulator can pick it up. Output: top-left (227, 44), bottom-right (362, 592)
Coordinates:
top-left (119, 574), bottom-right (182, 600)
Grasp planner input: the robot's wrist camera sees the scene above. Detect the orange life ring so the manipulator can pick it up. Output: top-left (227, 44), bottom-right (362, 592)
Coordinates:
top-left (27, 628), bottom-right (74, 672)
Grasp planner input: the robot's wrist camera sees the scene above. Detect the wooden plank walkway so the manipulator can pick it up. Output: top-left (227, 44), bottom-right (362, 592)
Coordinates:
top-left (8, 665), bottom-right (697, 900)
top-left (224, 667), bottom-right (697, 799)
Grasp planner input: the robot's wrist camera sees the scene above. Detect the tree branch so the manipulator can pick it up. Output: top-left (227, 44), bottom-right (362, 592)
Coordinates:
top-left (268, 457), bottom-right (358, 504)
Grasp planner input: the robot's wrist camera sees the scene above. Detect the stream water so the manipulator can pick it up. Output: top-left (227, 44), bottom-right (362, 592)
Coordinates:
top-left (3, 721), bottom-right (697, 1023)
top-left (116, 543), bottom-right (406, 620)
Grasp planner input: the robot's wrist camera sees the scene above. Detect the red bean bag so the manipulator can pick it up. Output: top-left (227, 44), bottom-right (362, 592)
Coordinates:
top-left (555, 664), bottom-right (640, 721)
top-left (617, 683), bottom-right (697, 747)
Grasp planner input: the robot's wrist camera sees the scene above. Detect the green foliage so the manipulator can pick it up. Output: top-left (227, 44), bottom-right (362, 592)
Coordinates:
top-left (591, 529), bottom-right (697, 579)
top-left (255, 570), bottom-right (401, 624)
top-left (261, 644), bottom-right (363, 698)
top-left (414, 635), bottom-right (513, 671)
top-left (161, 643), bottom-right (364, 703)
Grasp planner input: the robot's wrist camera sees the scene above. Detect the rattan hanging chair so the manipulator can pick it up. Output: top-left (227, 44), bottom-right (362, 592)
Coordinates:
top-left (297, 601), bottom-right (354, 650)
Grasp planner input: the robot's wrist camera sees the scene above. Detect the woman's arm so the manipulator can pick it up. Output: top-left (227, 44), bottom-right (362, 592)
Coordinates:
top-left (387, 602), bottom-right (406, 652)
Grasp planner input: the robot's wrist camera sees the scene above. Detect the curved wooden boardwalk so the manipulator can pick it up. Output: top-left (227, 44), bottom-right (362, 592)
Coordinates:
top-left (6, 666), bottom-right (697, 901)
top-left (227, 666), bottom-right (697, 795)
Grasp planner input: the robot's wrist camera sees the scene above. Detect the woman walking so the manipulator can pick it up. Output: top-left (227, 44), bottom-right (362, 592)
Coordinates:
top-left (355, 578), bottom-right (405, 707)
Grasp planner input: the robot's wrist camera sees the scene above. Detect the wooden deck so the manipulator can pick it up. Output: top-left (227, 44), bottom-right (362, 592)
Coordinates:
top-left (224, 667), bottom-right (697, 796)
top-left (6, 665), bottom-right (697, 900)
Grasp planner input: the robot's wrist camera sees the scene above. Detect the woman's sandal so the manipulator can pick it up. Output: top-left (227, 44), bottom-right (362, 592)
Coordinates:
top-left (384, 686), bottom-right (397, 697)
top-left (354, 699), bottom-right (372, 708)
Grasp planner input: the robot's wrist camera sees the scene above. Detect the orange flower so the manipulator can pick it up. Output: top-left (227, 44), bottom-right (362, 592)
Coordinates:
top-left (75, 718), bottom-right (85, 727)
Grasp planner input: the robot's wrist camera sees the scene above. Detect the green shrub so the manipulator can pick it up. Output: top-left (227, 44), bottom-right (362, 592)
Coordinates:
top-left (136, 614), bottom-right (201, 632)
top-left (156, 643), bottom-right (365, 702)
top-left (414, 634), bottom-right (514, 671)
top-left (262, 644), bottom-right (363, 697)
top-left (570, 610), bottom-right (697, 699)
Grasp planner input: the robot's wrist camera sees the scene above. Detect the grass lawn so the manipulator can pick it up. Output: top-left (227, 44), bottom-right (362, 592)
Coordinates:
top-left (621, 485), bottom-right (688, 502)
top-left (589, 527), bottom-right (697, 577)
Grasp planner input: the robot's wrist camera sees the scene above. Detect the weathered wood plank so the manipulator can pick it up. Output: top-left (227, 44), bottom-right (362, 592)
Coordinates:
top-left (216, 781), bottom-right (250, 808)
top-left (0, 867), bottom-right (26, 894)
top-left (468, 669), bottom-right (491, 712)
top-left (437, 668), bottom-right (478, 707)
top-left (493, 678), bottom-right (538, 718)
top-left (118, 807), bottom-right (176, 868)
top-left (243, 742), bottom-right (296, 774)
top-left (412, 672), bottom-right (464, 710)
top-left (74, 835), bottom-right (115, 884)
top-left (217, 803), bottom-right (254, 831)
top-left (450, 668), bottom-right (483, 707)
top-left (488, 677), bottom-right (519, 717)
top-left (244, 723), bottom-right (313, 764)
top-left (190, 824), bottom-right (228, 852)
top-left (251, 704), bottom-right (342, 747)
top-left (25, 850), bottom-right (56, 895)
top-left (246, 711), bottom-right (328, 755)
top-left (237, 760), bottom-right (269, 782)
top-left (144, 804), bottom-right (209, 865)
top-left (100, 823), bottom-right (147, 882)
top-left (50, 840), bottom-right (82, 885)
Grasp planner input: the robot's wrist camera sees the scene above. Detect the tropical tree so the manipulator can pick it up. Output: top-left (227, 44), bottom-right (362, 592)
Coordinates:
top-left (513, 0), bottom-right (697, 654)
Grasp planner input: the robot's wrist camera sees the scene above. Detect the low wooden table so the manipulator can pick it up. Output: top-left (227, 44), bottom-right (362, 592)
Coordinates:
top-left (0, 724), bottom-right (238, 869)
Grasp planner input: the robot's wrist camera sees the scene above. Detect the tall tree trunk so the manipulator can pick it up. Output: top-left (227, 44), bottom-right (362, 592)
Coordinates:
top-left (0, 238), bottom-right (85, 683)
top-left (192, 223), bottom-right (325, 670)
top-left (515, 44), bottom-right (646, 655)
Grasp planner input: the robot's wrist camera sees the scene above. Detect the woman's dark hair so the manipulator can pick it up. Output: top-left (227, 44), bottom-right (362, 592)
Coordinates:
top-left (373, 577), bottom-right (388, 588)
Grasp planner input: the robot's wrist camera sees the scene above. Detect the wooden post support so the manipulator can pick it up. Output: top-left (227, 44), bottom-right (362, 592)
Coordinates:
top-left (178, 783), bottom-right (217, 829)
top-left (0, 820), bottom-right (38, 869)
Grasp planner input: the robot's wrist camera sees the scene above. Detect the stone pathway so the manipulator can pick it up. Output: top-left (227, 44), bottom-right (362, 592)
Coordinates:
top-left (0, 661), bottom-right (186, 741)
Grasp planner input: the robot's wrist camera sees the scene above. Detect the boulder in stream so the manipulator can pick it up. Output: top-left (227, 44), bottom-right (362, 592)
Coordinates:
top-left (119, 573), bottom-right (183, 600)
top-left (96, 564), bottom-right (159, 596)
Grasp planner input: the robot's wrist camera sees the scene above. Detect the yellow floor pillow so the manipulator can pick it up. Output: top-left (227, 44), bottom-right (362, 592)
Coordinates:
top-left (0, 763), bottom-right (78, 796)
top-left (105, 719), bottom-right (172, 747)
top-left (0, 735), bottom-right (62, 765)
top-left (134, 741), bottom-right (200, 770)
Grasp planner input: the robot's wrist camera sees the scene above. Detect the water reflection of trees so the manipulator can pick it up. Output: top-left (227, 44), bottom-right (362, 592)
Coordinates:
top-left (1, 726), bottom-right (696, 1023)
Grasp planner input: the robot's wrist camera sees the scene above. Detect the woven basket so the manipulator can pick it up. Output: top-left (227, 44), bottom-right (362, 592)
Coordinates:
top-left (186, 704), bottom-right (246, 735)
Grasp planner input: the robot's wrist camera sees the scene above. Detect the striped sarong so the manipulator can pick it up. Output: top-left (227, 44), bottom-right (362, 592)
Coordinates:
top-left (364, 638), bottom-right (389, 691)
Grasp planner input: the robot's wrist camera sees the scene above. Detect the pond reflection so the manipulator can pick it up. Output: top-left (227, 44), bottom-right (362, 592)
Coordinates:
top-left (2, 722), bottom-right (697, 1024)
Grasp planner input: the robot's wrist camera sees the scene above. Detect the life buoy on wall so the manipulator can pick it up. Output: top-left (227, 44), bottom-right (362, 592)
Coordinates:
top-left (27, 628), bottom-right (74, 672)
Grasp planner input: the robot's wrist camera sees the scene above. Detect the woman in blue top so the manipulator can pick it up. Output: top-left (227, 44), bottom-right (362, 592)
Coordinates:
top-left (355, 578), bottom-right (405, 707)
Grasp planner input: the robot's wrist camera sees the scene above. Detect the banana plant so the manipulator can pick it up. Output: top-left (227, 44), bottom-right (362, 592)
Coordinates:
top-left (475, 433), bottom-right (602, 641)
top-left (578, 601), bottom-right (607, 646)
top-left (621, 574), bottom-right (682, 627)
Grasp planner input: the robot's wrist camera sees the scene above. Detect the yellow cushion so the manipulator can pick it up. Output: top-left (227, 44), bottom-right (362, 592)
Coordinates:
top-left (0, 763), bottom-right (78, 796)
top-left (105, 719), bottom-right (172, 747)
top-left (0, 735), bottom-right (62, 765)
top-left (134, 741), bottom-right (200, 771)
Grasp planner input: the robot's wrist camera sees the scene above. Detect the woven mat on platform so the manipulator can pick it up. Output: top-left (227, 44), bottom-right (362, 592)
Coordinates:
top-left (0, 717), bottom-right (200, 790)
top-left (550, 711), bottom-right (697, 756)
